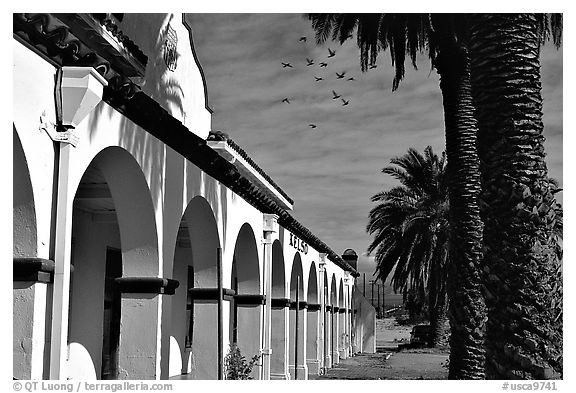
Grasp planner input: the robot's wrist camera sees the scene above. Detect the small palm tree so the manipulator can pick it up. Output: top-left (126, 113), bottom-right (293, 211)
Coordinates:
top-left (367, 146), bottom-right (449, 347)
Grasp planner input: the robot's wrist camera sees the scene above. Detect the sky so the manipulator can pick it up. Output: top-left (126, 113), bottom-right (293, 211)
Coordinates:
top-left (189, 14), bottom-right (563, 282)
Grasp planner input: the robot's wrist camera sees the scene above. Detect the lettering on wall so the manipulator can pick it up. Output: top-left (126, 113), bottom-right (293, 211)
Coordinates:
top-left (289, 233), bottom-right (308, 255)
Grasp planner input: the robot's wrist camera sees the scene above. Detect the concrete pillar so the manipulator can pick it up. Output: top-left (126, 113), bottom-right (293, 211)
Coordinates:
top-left (118, 294), bottom-right (162, 379)
top-left (235, 302), bottom-right (263, 379)
top-left (270, 302), bottom-right (290, 379)
top-left (338, 309), bottom-right (347, 359)
top-left (306, 305), bottom-right (321, 375)
top-left (13, 281), bottom-right (51, 379)
top-left (191, 301), bottom-right (219, 379)
top-left (324, 305), bottom-right (332, 368)
top-left (288, 305), bottom-right (308, 379)
top-left (331, 308), bottom-right (340, 364)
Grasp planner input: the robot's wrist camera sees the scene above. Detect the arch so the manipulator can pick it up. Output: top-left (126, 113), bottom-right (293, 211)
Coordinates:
top-left (67, 146), bottom-right (159, 379)
top-left (271, 240), bottom-right (285, 297)
top-left (92, 147), bottom-right (159, 276)
top-left (230, 223), bottom-right (261, 378)
top-left (13, 127), bottom-right (37, 257)
top-left (231, 223), bottom-right (260, 295)
top-left (339, 278), bottom-right (344, 308)
top-left (170, 195), bottom-right (221, 379)
top-left (307, 263), bottom-right (318, 304)
top-left (290, 253), bottom-right (304, 300)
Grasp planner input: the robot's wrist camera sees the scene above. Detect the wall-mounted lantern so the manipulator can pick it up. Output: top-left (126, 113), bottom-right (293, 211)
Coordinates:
top-left (58, 66), bottom-right (108, 129)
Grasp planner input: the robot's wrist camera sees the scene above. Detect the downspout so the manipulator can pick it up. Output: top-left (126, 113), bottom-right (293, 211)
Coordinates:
top-left (46, 66), bottom-right (108, 379)
top-left (217, 247), bottom-right (223, 380)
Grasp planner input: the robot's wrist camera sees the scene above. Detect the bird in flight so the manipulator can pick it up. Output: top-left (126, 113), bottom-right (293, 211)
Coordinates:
top-left (309, 124), bottom-right (317, 129)
top-left (306, 58), bottom-right (314, 66)
top-left (314, 76), bottom-right (323, 82)
top-left (282, 62), bottom-right (293, 68)
top-left (319, 62), bottom-right (328, 68)
top-left (332, 90), bottom-right (341, 99)
top-left (341, 98), bottom-right (349, 106)
top-left (336, 71), bottom-right (347, 79)
top-left (282, 98), bottom-right (290, 104)
top-left (347, 77), bottom-right (355, 81)
top-left (328, 48), bottom-right (336, 57)
top-left (369, 64), bottom-right (377, 69)
top-left (299, 36), bottom-right (307, 42)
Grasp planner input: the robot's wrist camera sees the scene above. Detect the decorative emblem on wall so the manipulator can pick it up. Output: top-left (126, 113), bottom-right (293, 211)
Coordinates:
top-left (163, 24), bottom-right (178, 71)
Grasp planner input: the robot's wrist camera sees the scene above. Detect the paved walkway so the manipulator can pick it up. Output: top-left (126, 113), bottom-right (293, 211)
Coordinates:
top-left (309, 350), bottom-right (449, 380)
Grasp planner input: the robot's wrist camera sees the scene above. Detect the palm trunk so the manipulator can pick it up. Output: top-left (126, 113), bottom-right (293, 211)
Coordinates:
top-left (428, 283), bottom-right (448, 348)
top-left (432, 14), bottom-right (486, 379)
top-left (428, 243), bottom-right (448, 348)
top-left (469, 13), bottom-right (562, 380)
top-left (428, 260), bottom-right (448, 348)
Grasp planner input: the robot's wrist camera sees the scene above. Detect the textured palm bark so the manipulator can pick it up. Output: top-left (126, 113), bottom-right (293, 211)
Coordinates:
top-left (469, 14), bottom-right (563, 380)
top-left (432, 15), bottom-right (486, 379)
top-left (428, 248), bottom-right (448, 348)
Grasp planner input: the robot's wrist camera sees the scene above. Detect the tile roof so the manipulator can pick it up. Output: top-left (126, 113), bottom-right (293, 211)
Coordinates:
top-left (207, 130), bottom-right (294, 206)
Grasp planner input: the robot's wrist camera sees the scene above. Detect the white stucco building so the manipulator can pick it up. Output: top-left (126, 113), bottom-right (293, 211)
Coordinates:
top-left (13, 13), bottom-right (376, 380)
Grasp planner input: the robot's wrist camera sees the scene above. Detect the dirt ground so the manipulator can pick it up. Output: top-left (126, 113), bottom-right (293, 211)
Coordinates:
top-left (312, 317), bottom-right (449, 380)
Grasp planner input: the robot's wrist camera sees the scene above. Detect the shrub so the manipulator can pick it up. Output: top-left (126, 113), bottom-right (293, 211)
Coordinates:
top-left (224, 343), bottom-right (260, 380)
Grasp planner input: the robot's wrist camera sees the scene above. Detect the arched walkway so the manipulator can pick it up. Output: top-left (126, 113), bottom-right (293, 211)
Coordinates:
top-left (230, 223), bottom-right (261, 379)
top-left (169, 196), bottom-right (220, 379)
top-left (67, 147), bottom-right (160, 380)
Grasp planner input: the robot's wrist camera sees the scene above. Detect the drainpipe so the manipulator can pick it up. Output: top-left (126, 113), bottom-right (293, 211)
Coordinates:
top-left (261, 214), bottom-right (278, 380)
top-left (217, 247), bottom-right (223, 380)
top-left (46, 66), bottom-right (107, 379)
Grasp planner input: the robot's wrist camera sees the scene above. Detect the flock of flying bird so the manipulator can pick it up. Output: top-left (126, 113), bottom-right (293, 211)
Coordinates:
top-left (279, 35), bottom-right (377, 130)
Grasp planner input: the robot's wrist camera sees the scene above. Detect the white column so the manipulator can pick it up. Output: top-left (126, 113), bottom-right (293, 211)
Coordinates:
top-left (318, 254), bottom-right (326, 372)
top-left (261, 214), bottom-right (278, 380)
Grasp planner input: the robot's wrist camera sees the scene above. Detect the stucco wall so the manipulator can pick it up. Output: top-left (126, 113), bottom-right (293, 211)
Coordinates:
top-left (117, 13), bottom-right (212, 138)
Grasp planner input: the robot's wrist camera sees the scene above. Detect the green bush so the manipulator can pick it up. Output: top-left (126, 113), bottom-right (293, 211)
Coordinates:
top-left (224, 343), bottom-right (260, 380)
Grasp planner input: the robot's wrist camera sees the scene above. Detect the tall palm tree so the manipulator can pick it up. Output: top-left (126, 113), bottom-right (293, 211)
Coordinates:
top-left (308, 14), bottom-right (486, 378)
top-left (469, 14), bottom-right (563, 379)
top-left (367, 146), bottom-right (449, 347)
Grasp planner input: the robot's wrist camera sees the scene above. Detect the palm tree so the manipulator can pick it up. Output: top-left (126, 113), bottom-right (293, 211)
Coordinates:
top-left (308, 14), bottom-right (486, 378)
top-left (468, 14), bottom-right (563, 379)
top-left (367, 146), bottom-right (449, 347)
